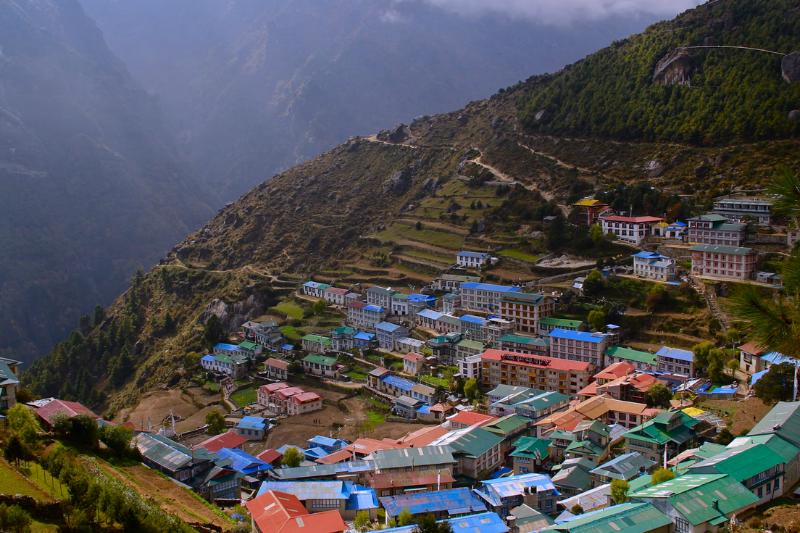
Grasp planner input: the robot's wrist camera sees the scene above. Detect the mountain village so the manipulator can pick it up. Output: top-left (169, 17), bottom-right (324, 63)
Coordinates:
top-left (3, 191), bottom-right (800, 532)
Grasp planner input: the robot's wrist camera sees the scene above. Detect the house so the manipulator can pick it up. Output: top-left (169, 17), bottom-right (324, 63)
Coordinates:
top-left (487, 385), bottom-right (569, 422)
top-left (237, 340), bottom-right (262, 359)
top-left (690, 244), bottom-right (757, 280)
top-left (201, 353), bottom-right (248, 379)
top-left (498, 334), bottom-right (549, 356)
top-left (480, 349), bottom-right (593, 396)
top-left (589, 452), bottom-right (655, 485)
top-left (134, 432), bottom-right (215, 484)
top-left (460, 354), bottom-right (482, 380)
top-left (442, 292), bottom-right (460, 314)
top-left (353, 331), bottom-right (377, 350)
top-left (460, 282), bottom-right (522, 313)
top-left (264, 358), bottom-right (289, 381)
top-left (499, 292), bottom-right (553, 334)
top-left (483, 414), bottom-right (535, 457)
top-left (537, 317), bottom-right (583, 336)
top-left (415, 308), bottom-right (443, 330)
top-left (411, 383), bottom-right (436, 404)
top-left (215, 447), bottom-right (272, 476)
top-left (573, 197), bottom-right (610, 226)
top-left (372, 445), bottom-right (457, 473)
top-left (366, 286), bottom-right (395, 309)
top-left (448, 410), bottom-right (498, 430)
top-left (323, 286), bottom-right (350, 306)
top-left (604, 346), bottom-right (657, 372)
top-left (713, 195), bottom-right (773, 225)
top-left (374, 321), bottom-right (409, 351)
top-left (287, 391), bottom-right (323, 415)
top-left (274, 387), bottom-right (306, 413)
top-left (745, 401), bottom-right (800, 486)
top-left (367, 367), bottom-right (391, 389)
top-left (197, 464), bottom-right (241, 503)
top-left (34, 398), bottom-right (100, 429)
top-left (380, 512), bottom-right (509, 533)
top-left (235, 416), bottom-right (268, 440)
top-left (552, 457), bottom-right (594, 497)
top-left (631, 251), bottom-right (676, 281)
top-left (599, 214), bottom-right (663, 245)
top-left (196, 430), bottom-right (249, 453)
top-left (537, 395), bottom-right (660, 435)
top-left (346, 300), bottom-right (386, 329)
top-left (509, 504), bottom-right (554, 532)
top-left (552, 419), bottom-right (610, 464)
top-left (738, 341), bottom-right (769, 375)
top-left (0, 357), bottom-right (20, 412)
top-left (307, 436), bottom-right (347, 454)
top-left (256, 481), bottom-right (378, 520)
top-left (455, 338), bottom-right (485, 364)
top-left (476, 472), bottom-right (559, 517)
top-left (418, 403), bottom-right (453, 423)
top-left (402, 352), bottom-right (425, 375)
top-left (368, 469), bottom-right (455, 497)
top-left (301, 280), bottom-right (332, 298)
top-left (487, 317), bottom-right (515, 345)
top-left (432, 426), bottom-right (504, 479)
top-left (255, 448), bottom-right (283, 466)
top-left (373, 373), bottom-right (414, 398)
top-left (396, 337), bottom-right (425, 355)
top-left (549, 328), bottom-right (607, 367)
top-left (687, 214), bottom-right (746, 246)
top-left (656, 346), bottom-right (694, 377)
top-left (623, 410), bottom-right (700, 464)
top-left (331, 326), bottom-right (356, 351)
top-left (242, 320), bottom-right (282, 346)
top-left (432, 273), bottom-right (480, 291)
top-left (540, 502), bottom-right (671, 533)
top-left (510, 436), bottom-right (551, 473)
top-left (245, 489), bottom-right (347, 533)
top-left (258, 382), bottom-right (289, 408)
top-left (393, 396), bottom-right (425, 419)
top-left (380, 487), bottom-right (487, 522)
top-left (460, 314), bottom-right (488, 342)
top-left (302, 353), bottom-right (338, 378)
top-left (591, 373), bottom-right (662, 404)
top-left (457, 250), bottom-right (490, 269)
top-left (301, 333), bottom-right (332, 353)
top-left (629, 473), bottom-right (758, 532)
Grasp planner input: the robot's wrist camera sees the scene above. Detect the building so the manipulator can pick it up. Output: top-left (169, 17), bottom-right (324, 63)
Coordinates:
top-left (481, 349), bottom-right (593, 396)
top-left (375, 322), bottom-right (409, 351)
top-left (323, 286), bottom-right (350, 306)
top-left (460, 282), bottom-right (522, 313)
top-left (476, 473), bottom-right (559, 517)
top-left (573, 197), bottom-right (610, 226)
top-left (591, 373), bottom-right (662, 404)
top-left (393, 396), bottom-right (425, 419)
top-left (589, 452), bottom-right (655, 485)
top-left (436, 313), bottom-right (462, 335)
top-left (302, 354), bottom-right (338, 378)
top-left (288, 391), bottom-right (323, 416)
top-left (379, 487), bottom-right (486, 521)
top-left (537, 395), bottom-right (660, 435)
top-left (0, 357), bottom-right (20, 412)
top-left (301, 280), bottom-right (331, 298)
top-left (258, 382), bottom-right (289, 408)
top-left (599, 215), bottom-right (663, 245)
top-left (442, 292), bottom-right (460, 314)
top-left (432, 273), bottom-right (480, 291)
top-left (380, 512), bottom-right (509, 533)
top-left (432, 426), bottom-right (504, 479)
top-left (455, 338), bottom-right (485, 363)
top-left (630, 473), bottom-right (758, 532)
top-left (264, 358), bottom-right (289, 381)
top-left (353, 331), bottom-right (377, 350)
top-left (447, 410), bottom-right (497, 430)
top-left (632, 251), bottom-right (676, 281)
top-left (656, 346), bottom-right (694, 377)
top-left (415, 308), bottom-right (442, 330)
top-left (604, 346), bottom-right (657, 372)
top-left (372, 445), bottom-right (457, 474)
top-left (552, 456), bottom-right (594, 497)
top-left (201, 353), bottom-right (248, 379)
top-left (549, 328), bottom-right (607, 367)
top-left (498, 334), bottom-right (549, 356)
top-left (460, 314), bottom-right (488, 341)
top-left (510, 436), bottom-right (551, 473)
top-left (368, 469), bottom-right (455, 497)
top-left (196, 430), bottom-right (249, 454)
top-left (402, 352), bottom-right (425, 376)
top-left (34, 399), bottom-right (100, 429)
top-left (242, 320), bottom-right (282, 347)
top-left (713, 195), bottom-right (773, 225)
top-left (499, 292), bottom-right (553, 334)
top-left (236, 416), bottom-right (268, 440)
top-left (690, 244), bottom-right (757, 280)
top-left (134, 433), bottom-right (215, 484)
top-left (301, 333), bottom-right (332, 353)
top-left (687, 213), bottom-right (746, 246)
top-left (540, 502), bottom-right (671, 533)
top-left (346, 300), bottom-right (386, 329)
top-left (246, 489), bottom-right (347, 533)
top-left (488, 385), bottom-right (569, 422)
top-left (256, 481), bottom-right (378, 520)
top-left (366, 286), bottom-right (395, 309)
top-left (738, 341), bottom-right (769, 376)
top-left (460, 354), bottom-right (482, 380)
top-left (623, 410), bottom-right (700, 464)
top-left (486, 318), bottom-right (515, 345)
top-left (456, 250), bottom-right (490, 269)
top-left (538, 317), bottom-right (583, 337)
top-left (330, 326), bottom-right (356, 351)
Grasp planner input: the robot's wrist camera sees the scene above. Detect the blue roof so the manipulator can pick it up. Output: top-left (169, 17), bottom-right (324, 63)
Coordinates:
top-left (237, 416), bottom-right (267, 431)
top-left (381, 512), bottom-right (509, 533)
top-left (308, 435), bottom-right (346, 449)
top-left (214, 343), bottom-right (239, 351)
top-left (656, 346), bottom-right (694, 362)
top-left (461, 282), bottom-right (522, 293)
top-left (458, 251), bottom-right (489, 258)
top-left (417, 405), bottom-right (431, 414)
top-left (280, 343), bottom-right (294, 351)
top-left (379, 487), bottom-right (487, 517)
top-left (761, 351), bottom-right (800, 366)
top-left (751, 369), bottom-right (769, 385)
top-left (201, 354), bottom-right (215, 362)
top-left (549, 328), bottom-right (605, 343)
top-left (215, 448), bottom-right (271, 475)
top-left (382, 374), bottom-right (414, 392)
top-left (408, 293), bottom-right (436, 303)
top-left (460, 314), bottom-right (487, 325)
top-left (476, 473), bottom-right (558, 507)
top-left (632, 251), bottom-right (662, 259)
top-left (346, 487), bottom-right (380, 511)
top-left (418, 309), bottom-right (443, 320)
top-left (303, 447), bottom-right (329, 460)
top-left (364, 304), bottom-right (384, 313)
top-left (354, 331), bottom-right (376, 341)
top-left (376, 321), bottom-right (404, 333)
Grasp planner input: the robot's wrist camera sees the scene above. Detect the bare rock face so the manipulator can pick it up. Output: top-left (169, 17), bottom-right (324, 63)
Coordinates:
top-left (789, 110), bottom-right (800, 122)
top-left (653, 49), bottom-right (694, 86)
top-left (199, 295), bottom-right (264, 332)
top-left (782, 52), bottom-right (800, 83)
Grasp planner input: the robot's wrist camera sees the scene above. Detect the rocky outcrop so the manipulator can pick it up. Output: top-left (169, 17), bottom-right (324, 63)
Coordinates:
top-left (653, 49), bottom-right (694, 86)
top-left (783, 52), bottom-right (800, 83)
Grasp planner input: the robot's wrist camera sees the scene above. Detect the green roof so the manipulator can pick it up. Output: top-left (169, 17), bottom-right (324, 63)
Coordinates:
top-left (552, 461), bottom-right (592, 489)
top-left (238, 340), bottom-right (259, 350)
top-left (624, 411), bottom-right (699, 445)
top-left (540, 502), bottom-right (671, 533)
top-left (333, 326), bottom-right (356, 335)
top-left (690, 244), bottom-right (754, 255)
top-left (499, 334), bottom-right (548, 346)
top-left (456, 339), bottom-right (485, 351)
top-left (301, 334), bottom-right (332, 346)
top-left (626, 474), bottom-right (652, 493)
top-left (735, 433), bottom-right (800, 462)
top-left (630, 474), bottom-right (758, 526)
top-left (540, 317), bottom-right (583, 329)
top-left (302, 353), bottom-right (337, 366)
top-left (564, 439), bottom-right (605, 458)
top-left (694, 442), bottom-right (727, 459)
top-left (689, 443), bottom-right (785, 482)
top-left (606, 346), bottom-right (657, 365)
top-left (448, 427), bottom-right (504, 459)
top-left (510, 436), bottom-right (551, 460)
top-left (748, 401), bottom-right (800, 447)
top-left (482, 414), bottom-right (532, 436)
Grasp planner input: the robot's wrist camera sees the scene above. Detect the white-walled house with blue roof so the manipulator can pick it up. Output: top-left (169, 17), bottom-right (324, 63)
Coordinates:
top-left (346, 300), bottom-right (386, 329)
top-left (374, 321), bottom-right (409, 351)
top-left (457, 250), bottom-right (491, 269)
top-left (460, 282), bottom-right (522, 313)
top-left (549, 328), bottom-right (608, 367)
top-left (301, 280), bottom-right (332, 298)
top-left (235, 416), bottom-right (268, 440)
top-left (632, 251), bottom-right (676, 281)
top-left (474, 472), bottom-right (560, 517)
top-left (656, 346), bottom-right (695, 377)
top-left (200, 353), bottom-right (248, 379)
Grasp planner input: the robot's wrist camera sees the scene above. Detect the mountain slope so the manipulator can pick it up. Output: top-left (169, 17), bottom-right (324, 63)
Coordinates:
top-left (0, 0), bottom-right (213, 364)
top-left (82, 0), bottom-right (665, 199)
top-left (24, 0), bottom-right (800, 411)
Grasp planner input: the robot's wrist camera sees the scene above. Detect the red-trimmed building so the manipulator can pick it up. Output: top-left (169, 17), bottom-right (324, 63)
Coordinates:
top-left (245, 490), bottom-right (347, 533)
top-left (599, 214), bottom-right (663, 245)
top-left (480, 349), bottom-right (593, 396)
top-left (447, 411), bottom-right (498, 430)
top-left (195, 430), bottom-right (248, 453)
top-left (287, 391), bottom-right (323, 416)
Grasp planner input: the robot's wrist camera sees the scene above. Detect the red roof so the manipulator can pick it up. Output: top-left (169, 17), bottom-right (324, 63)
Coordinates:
top-left (738, 341), bottom-right (768, 355)
top-left (266, 358), bottom-right (289, 370)
top-left (276, 387), bottom-right (305, 399)
top-left (447, 410), bottom-right (497, 427)
top-left (325, 287), bottom-right (349, 295)
top-left (292, 392), bottom-right (321, 404)
top-left (35, 399), bottom-right (98, 426)
top-left (601, 215), bottom-right (663, 224)
top-left (429, 403), bottom-right (452, 413)
top-left (398, 426), bottom-right (450, 448)
top-left (257, 449), bottom-right (283, 464)
top-left (481, 349), bottom-right (592, 372)
top-left (402, 352), bottom-right (424, 363)
top-left (261, 382), bottom-right (290, 394)
top-left (195, 430), bottom-right (248, 453)
top-left (346, 300), bottom-right (366, 309)
top-left (246, 490), bottom-right (346, 533)
top-left (315, 448), bottom-right (354, 465)
top-left (593, 361), bottom-right (634, 380)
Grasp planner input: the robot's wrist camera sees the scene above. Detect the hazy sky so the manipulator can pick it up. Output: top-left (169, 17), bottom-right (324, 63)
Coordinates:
top-left (415, 0), bottom-right (706, 25)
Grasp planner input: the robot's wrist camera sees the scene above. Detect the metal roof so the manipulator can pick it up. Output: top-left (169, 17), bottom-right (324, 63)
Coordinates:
top-left (376, 321), bottom-right (405, 333)
top-left (550, 328), bottom-right (606, 343)
top-left (541, 502), bottom-right (671, 532)
top-left (749, 401), bottom-right (800, 447)
top-left (690, 244), bottom-right (754, 255)
top-left (510, 436), bottom-right (551, 460)
top-left (270, 459), bottom-right (375, 480)
top-left (606, 346), bottom-right (657, 365)
top-left (688, 442), bottom-right (784, 481)
top-left (443, 427), bottom-right (504, 458)
top-left (381, 512), bottom-right (509, 533)
top-left (258, 480), bottom-right (349, 501)
top-left (379, 487), bottom-right (486, 517)
top-left (302, 353), bottom-right (337, 366)
top-left (237, 416), bottom-right (267, 430)
top-left (590, 452), bottom-right (655, 480)
top-left (461, 282), bottom-right (522, 293)
top-left (215, 448), bottom-right (272, 475)
top-left (655, 346), bottom-right (693, 362)
top-left (539, 317), bottom-right (583, 328)
top-left (381, 374), bottom-right (414, 392)
top-left (372, 446), bottom-right (455, 470)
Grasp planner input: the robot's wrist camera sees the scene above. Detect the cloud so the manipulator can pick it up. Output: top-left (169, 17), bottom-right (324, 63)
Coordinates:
top-left (415, 0), bottom-right (706, 26)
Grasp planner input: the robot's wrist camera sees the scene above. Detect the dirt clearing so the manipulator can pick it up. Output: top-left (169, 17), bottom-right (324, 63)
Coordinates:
top-left (115, 387), bottom-right (223, 433)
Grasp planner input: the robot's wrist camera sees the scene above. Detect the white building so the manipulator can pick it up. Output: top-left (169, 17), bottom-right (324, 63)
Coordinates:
top-left (460, 354), bottom-right (482, 380)
top-left (631, 251), bottom-right (676, 281)
top-left (457, 251), bottom-right (490, 269)
top-left (599, 215), bottom-right (663, 245)
top-left (713, 195), bottom-right (773, 225)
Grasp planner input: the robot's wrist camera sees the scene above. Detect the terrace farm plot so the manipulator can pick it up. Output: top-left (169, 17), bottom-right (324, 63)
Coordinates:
top-left (373, 221), bottom-right (465, 250)
top-left (0, 459), bottom-right (54, 501)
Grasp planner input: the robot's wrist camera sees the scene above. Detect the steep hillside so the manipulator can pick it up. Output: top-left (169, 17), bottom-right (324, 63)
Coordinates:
top-left (0, 0), bottom-right (213, 364)
top-left (82, 0), bottom-right (662, 199)
top-left (24, 0), bottom-right (800, 412)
